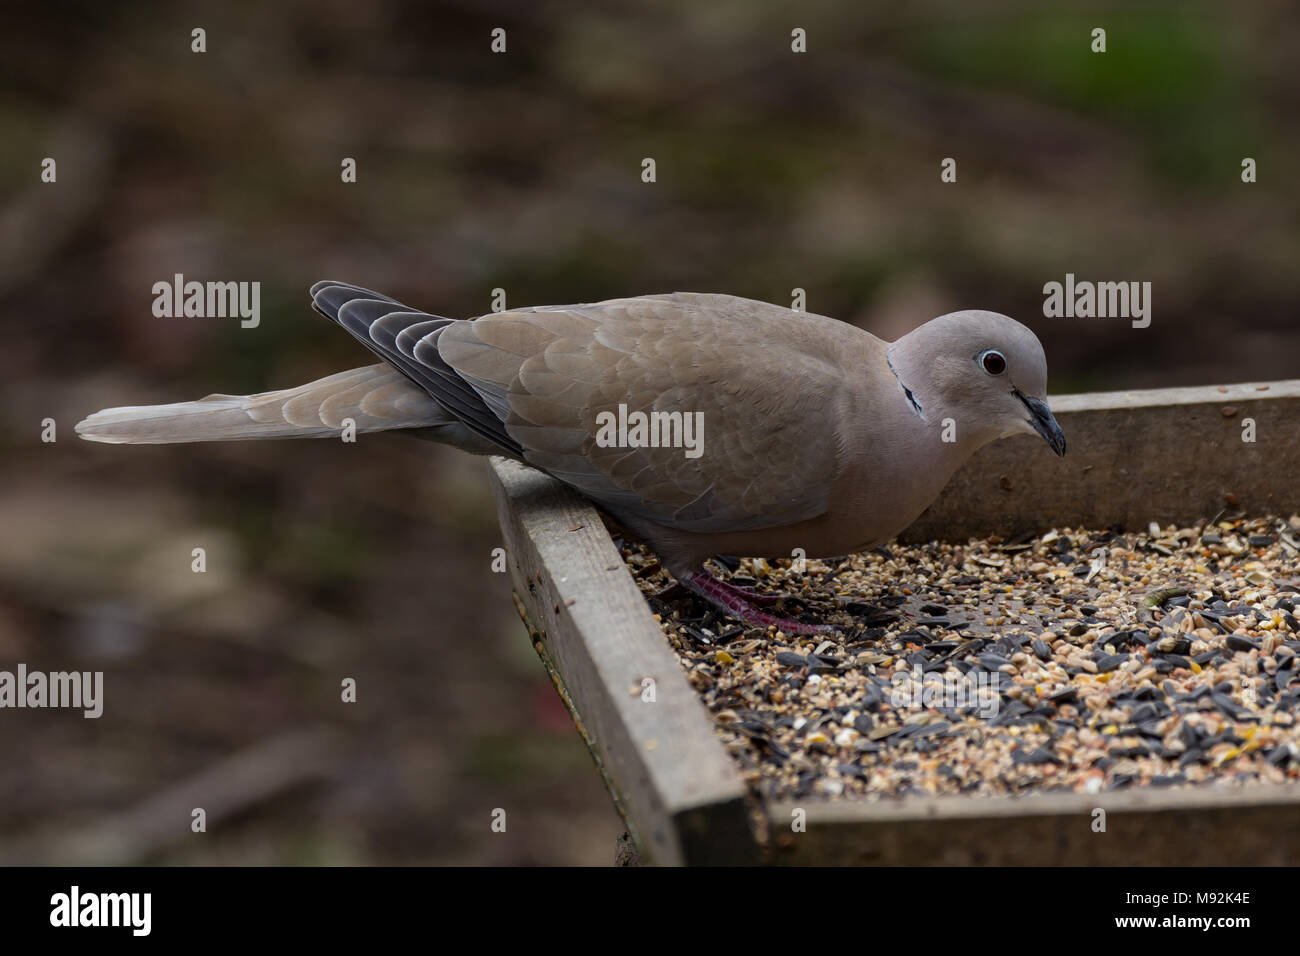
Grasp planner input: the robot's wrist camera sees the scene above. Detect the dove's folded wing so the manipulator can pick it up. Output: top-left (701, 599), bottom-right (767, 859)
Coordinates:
top-left (438, 293), bottom-right (871, 534)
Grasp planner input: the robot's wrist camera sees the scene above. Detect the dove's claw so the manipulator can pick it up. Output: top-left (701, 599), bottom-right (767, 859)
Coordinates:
top-left (677, 570), bottom-right (834, 635)
top-left (653, 578), bottom-right (790, 607)
top-left (723, 582), bottom-right (793, 607)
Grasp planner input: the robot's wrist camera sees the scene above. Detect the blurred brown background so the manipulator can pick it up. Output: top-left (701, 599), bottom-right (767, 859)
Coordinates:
top-left (0, 1), bottom-right (1296, 864)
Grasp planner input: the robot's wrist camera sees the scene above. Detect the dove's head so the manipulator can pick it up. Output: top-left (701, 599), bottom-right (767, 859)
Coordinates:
top-left (886, 310), bottom-right (1066, 457)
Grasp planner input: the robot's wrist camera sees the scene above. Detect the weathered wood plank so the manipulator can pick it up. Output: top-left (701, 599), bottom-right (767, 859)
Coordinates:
top-left (488, 457), bottom-right (756, 865)
top-left (767, 782), bottom-right (1300, 865)
top-left (903, 379), bottom-right (1300, 542)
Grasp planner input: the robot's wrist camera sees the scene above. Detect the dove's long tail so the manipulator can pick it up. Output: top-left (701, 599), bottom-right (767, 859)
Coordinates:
top-left (78, 280), bottom-right (522, 455)
top-left (75, 363), bottom-right (462, 445)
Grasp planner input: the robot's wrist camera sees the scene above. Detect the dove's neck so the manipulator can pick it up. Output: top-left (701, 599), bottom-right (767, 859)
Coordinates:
top-left (885, 335), bottom-right (1000, 456)
top-left (885, 348), bottom-right (930, 425)
top-left (885, 335), bottom-right (956, 433)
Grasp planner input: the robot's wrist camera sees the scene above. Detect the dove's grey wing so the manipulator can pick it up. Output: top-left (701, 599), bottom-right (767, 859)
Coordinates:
top-left (437, 293), bottom-right (873, 534)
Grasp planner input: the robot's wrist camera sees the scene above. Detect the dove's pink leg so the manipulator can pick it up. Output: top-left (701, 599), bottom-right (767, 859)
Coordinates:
top-left (678, 570), bottom-right (833, 635)
top-left (652, 578), bottom-right (789, 607)
top-left (725, 582), bottom-right (794, 606)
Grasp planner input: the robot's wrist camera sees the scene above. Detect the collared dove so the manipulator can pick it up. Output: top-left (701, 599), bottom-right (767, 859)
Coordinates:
top-left (78, 282), bottom-right (1065, 634)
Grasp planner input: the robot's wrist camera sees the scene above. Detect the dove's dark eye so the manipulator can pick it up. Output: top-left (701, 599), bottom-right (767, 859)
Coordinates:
top-left (978, 349), bottom-right (1007, 375)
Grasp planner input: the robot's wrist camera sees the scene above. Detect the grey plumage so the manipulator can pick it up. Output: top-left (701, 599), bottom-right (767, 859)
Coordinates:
top-left (78, 282), bottom-right (1066, 633)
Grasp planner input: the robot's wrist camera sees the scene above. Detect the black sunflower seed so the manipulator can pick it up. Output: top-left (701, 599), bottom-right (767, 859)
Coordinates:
top-left (1012, 747), bottom-right (1061, 766)
top-left (1095, 653), bottom-right (1127, 673)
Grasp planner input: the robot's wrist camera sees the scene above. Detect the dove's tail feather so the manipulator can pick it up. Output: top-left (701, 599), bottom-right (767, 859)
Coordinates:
top-left (76, 364), bottom-right (451, 444)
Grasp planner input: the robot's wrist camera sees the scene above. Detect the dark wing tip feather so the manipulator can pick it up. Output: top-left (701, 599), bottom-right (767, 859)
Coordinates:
top-left (308, 280), bottom-right (523, 457)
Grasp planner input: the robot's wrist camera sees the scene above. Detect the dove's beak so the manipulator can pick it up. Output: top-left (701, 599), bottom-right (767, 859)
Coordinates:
top-left (1016, 390), bottom-right (1067, 457)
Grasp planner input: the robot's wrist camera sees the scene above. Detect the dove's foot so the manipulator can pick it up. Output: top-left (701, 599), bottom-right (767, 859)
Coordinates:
top-left (652, 579), bottom-right (789, 607)
top-left (724, 582), bottom-right (793, 607)
top-left (678, 570), bottom-right (834, 635)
